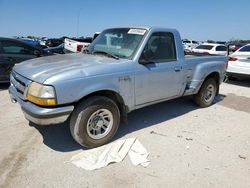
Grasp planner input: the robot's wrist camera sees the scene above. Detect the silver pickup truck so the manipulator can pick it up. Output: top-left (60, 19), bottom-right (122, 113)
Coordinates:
top-left (9, 27), bottom-right (228, 148)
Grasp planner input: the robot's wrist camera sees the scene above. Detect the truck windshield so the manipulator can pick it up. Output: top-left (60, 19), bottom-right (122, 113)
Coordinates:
top-left (87, 28), bottom-right (147, 59)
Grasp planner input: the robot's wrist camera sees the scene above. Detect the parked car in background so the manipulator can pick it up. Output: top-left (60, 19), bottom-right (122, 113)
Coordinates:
top-left (231, 45), bottom-right (241, 53)
top-left (39, 37), bottom-right (48, 46)
top-left (45, 38), bottom-right (64, 47)
top-left (227, 44), bottom-right (250, 79)
top-left (44, 43), bottom-right (65, 54)
top-left (19, 38), bottom-right (40, 47)
top-left (0, 37), bottom-right (53, 82)
top-left (64, 37), bottom-right (92, 53)
top-left (183, 43), bottom-right (191, 54)
top-left (228, 43), bottom-right (248, 53)
top-left (19, 38), bottom-right (48, 50)
top-left (64, 32), bottom-right (100, 53)
top-left (192, 43), bottom-right (227, 55)
top-left (182, 39), bottom-right (199, 50)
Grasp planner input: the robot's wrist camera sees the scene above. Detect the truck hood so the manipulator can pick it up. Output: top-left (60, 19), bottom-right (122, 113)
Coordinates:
top-left (13, 53), bottom-right (128, 83)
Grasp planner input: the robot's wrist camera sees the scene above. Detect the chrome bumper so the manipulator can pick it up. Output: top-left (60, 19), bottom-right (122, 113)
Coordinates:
top-left (9, 85), bottom-right (74, 125)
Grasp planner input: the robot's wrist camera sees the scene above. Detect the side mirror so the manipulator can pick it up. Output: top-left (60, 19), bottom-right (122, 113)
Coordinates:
top-left (139, 46), bottom-right (156, 65)
top-left (139, 57), bottom-right (151, 65)
top-left (34, 50), bottom-right (41, 57)
top-left (139, 50), bottom-right (155, 65)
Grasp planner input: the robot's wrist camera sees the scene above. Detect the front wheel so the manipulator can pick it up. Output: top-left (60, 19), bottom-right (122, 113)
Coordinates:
top-left (70, 96), bottom-right (120, 148)
top-left (193, 78), bottom-right (217, 108)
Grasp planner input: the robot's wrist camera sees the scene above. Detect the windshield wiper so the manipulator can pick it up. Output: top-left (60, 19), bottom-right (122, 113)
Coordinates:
top-left (92, 50), bottom-right (119, 60)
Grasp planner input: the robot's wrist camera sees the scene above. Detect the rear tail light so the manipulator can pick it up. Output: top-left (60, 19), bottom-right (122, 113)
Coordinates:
top-left (226, 56), bottom-right (237, 70)
top-left (77, 45), bottom-right (83, 52)
top-left (228, 56), bottom-right (237, 61)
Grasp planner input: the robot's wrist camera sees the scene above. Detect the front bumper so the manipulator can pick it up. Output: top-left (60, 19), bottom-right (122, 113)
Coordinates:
top-left (9, 85), bottom-right (74, 125)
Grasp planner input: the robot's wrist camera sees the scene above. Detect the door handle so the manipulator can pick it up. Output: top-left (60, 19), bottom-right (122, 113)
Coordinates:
top-left (174, 66), bottom-right (182, 72)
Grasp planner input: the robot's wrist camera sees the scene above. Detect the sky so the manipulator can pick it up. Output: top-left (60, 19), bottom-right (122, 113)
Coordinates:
top-left (0, 0), bottom-right (249, 41)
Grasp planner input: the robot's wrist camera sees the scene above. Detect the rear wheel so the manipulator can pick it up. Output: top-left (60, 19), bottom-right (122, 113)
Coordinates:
top-left (70, 96), bottom-right (120, 148)
top-left (194, 78), bottom-right (217, 107)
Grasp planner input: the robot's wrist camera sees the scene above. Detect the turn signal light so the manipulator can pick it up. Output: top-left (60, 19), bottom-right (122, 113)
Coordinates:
top-left (27, 94), bottom-right (57, 106)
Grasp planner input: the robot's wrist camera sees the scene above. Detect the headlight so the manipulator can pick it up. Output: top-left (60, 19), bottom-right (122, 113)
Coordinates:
top-left (26, 82), bottom-right (57, 106)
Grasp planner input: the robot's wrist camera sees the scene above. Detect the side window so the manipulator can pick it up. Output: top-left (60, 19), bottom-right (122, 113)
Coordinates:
top-left (140, 32), bottom-right (177, 63)
top-left (216, 46), bottom-right (227, 51)
top-left (1, 40), bottom-right (35, 55)
top-left (239, 45), bottom-right (250, 52)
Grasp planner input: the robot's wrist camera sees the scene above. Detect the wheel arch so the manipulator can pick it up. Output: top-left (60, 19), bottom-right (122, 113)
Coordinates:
top-left (203, 72), bottom-right (220, 95)
top-left (75, 89), bottom-right (128, 123)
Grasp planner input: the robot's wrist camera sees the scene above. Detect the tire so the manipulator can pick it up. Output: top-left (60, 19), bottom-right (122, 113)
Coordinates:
top-left (193, 78), bottom-right (217, 108)
top-left (70, 96), bottom-right (120, 148)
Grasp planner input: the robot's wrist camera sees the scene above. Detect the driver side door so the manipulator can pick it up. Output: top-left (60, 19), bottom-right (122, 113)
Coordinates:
top-left (135, 32), bottom-right (185, 105)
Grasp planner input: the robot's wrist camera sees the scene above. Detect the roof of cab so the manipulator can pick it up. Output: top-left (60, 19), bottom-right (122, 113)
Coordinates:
top-left (104, 26), bottom-right (178, 32)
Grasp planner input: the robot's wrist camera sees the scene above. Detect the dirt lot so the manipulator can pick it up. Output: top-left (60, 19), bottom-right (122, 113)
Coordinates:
top-left (0, 80), bottom-right (250, 188)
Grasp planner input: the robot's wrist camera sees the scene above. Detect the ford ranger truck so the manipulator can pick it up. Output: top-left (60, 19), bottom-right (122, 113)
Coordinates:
top-left (9, 27), bottom-right (228, 148)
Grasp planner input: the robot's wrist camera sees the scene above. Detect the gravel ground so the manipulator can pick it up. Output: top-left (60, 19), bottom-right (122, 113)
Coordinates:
top-left (0, 80), bottom-right (249, 188)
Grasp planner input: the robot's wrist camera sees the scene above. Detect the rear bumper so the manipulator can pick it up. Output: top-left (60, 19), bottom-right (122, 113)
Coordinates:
top-left (226, 71), bottom-right (250, 78)
top-left (9, 85), bottom-right (74, 125)
top-left (227, 63), bottom-right (250, 77)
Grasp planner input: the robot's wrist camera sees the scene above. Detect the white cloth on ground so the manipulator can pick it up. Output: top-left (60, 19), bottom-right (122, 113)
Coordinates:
top-left (69, 138), bottom-right (150, 170)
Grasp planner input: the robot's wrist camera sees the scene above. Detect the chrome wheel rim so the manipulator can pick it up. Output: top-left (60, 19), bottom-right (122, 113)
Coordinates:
top-left (204, 84), bottom-right (215, 102)
top-left (87, 109), bottom-right (113, 139)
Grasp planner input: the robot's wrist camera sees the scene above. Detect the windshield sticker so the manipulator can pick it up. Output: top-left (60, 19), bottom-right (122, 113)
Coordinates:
top-left (128, 29), bottom-right (146, 35)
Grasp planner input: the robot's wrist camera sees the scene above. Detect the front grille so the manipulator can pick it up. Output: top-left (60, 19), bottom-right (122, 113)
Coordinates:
top-left (10, 71), bottom-right (31, 100)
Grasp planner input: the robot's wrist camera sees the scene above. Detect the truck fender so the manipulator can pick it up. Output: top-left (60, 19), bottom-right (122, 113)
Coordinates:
top-left (186, 62), bottom-right (222, 95)
top-left (73, 83), bottom-right (129, 123)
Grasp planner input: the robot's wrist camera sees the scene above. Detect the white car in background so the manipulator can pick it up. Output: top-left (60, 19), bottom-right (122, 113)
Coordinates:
top-left (182, 39), bottom-right (199, 50)
top-left (64, 32), bottom-right (100, 53)
top-left (183, 43), bottom-right (191, 53)
top-left (192, 43), bottom-right (227, 55)
top-left (64, 38), bottom-right (91, 53)
top-left (227, 44), bottom-right (250, 78)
